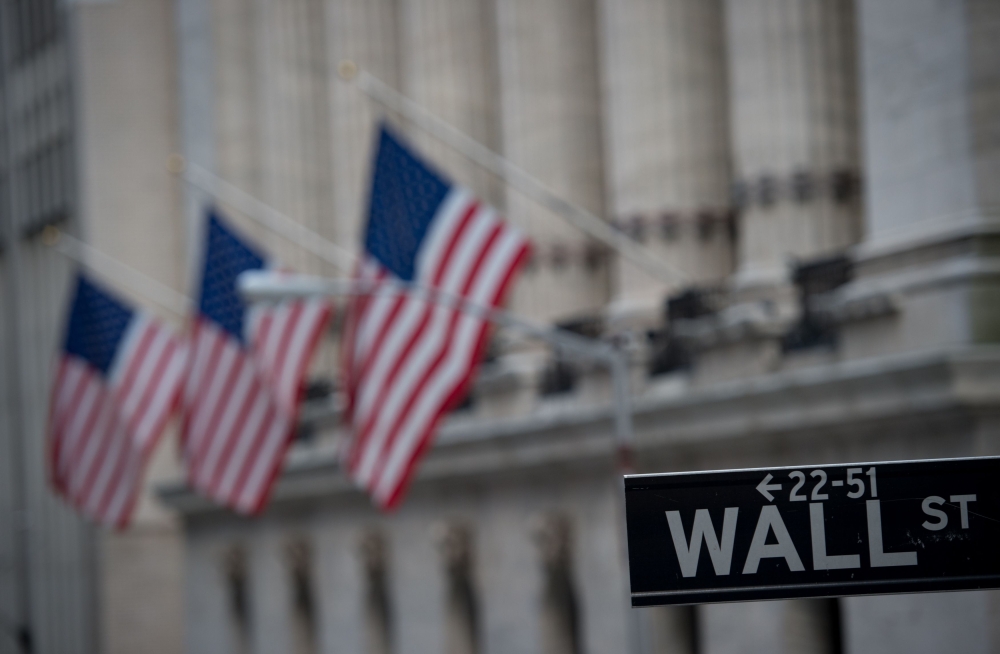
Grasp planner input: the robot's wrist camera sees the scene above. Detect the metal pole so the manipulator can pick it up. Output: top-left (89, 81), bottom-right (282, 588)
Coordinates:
top-left (238, 271), bottom-right (636, 450)
top-left (46, 229), bottom-right (191, 318)
top-left (183, 164), bottom-right (356, 274)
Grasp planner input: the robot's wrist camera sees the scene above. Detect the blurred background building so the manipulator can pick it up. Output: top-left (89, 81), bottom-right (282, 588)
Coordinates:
top-left (0, 0), bottom-right (998, 653)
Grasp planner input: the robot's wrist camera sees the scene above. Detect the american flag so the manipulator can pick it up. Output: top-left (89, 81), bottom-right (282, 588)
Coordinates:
top-left (49, 274), bottom-right (186, 528)
top-left (342, 125), bottom-right (531, 509)
top-left (181, 211), bottom-right (332, 514)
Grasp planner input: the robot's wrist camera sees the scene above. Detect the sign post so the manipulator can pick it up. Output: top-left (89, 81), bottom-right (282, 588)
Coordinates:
top-left (624, 457), bottom-right (1000, 606)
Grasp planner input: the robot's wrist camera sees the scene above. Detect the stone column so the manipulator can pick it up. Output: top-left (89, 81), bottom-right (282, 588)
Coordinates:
top-left (858, 0), bottom-right (999, 241)
top-left (254, 0), bottom-right (335, 273)
top-left (599, 0), bottom-right (733, 321)
top-left (834, 0), bottom-right (1000, 357)
top-left (725, 0), bottom-right (862, 288)
top-left (212, 0), bottom-right (336, 275)
top-left (397, 0), bottom-right (502, 207)
top-left (326, 0), bottom-right (400, 251)
top-left (495, 0), bottom-right (609, 323)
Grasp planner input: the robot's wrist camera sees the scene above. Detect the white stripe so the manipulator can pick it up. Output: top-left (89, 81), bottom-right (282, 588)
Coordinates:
top-left (195, 356), bottom-right (259, 489)
top-left (57, 376), bottom-right (104, 478)
top-left (184, 323), bottom-right (216, 407)
top-left (234, 417), bottom-right (288, 512)
top-left (373, 230), bottom-right (525, 500)
top-left (352, 191), bottom-right (474, 369)
top-left (185, 333), bottom-right (232, 463)
top-left (95, 336), bottom-right (185, 525)
top-left (132, 338), bottom-right (185, 446)
top-left (351, 292), bottom-right (427, 426)
top-left (114, 324), bottom-right (170, 422)
top-left (81, 414), bottom-right (129, 516)
top-left (187, 338), bottom-right (241, 453)
top-left (211, 384), bottom-right (274, 500)
top-left (352, 270), bottom-right (399, 367)
top-left (106, 314), bottom-right (149, 386)
top-left (351, 259), bottom-right (389, 361)
top-left (259, 303), bottom-right (293, 381)
top-left (66, 389), bottom-right (117, 497)
top-left (412, 187), bottom-right (476, 279)
top-left (274, 300), bottom-right (325, 411)
top-left (86, 321), bottom-right (158, 513)
top-left (52, 363), bottom-right (90, 477)
top-left (53, 360), bottom-right (87, 419)
top-left (352, 203), bottom-right (495, 438)
top-left (103, 455), bottom-right (141, 526)
top-left (244, 303), bottom-right (265, 346)
top-left (354, 207), bottom-right (499, 483)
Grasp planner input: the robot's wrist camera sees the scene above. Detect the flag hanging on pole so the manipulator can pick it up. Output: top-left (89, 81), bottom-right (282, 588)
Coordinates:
top-left (49, 274), bottom-right (187, 528)
top-left (181, 210), bottom-right (332, 514)
top-left (342, 124), bottom-right (531, 510)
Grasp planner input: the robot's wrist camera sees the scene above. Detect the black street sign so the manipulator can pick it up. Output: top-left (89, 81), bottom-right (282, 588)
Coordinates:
top-left (624, 456), bottom-right (1000, 606)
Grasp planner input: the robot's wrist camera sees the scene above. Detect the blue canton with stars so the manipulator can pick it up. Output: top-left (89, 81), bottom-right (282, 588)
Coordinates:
top-left (365, 124), bottom-right (451, 281)
top-left (64, 274), bottom-right (135, 376)
top-left (198, 210), bottom-right (265, 343)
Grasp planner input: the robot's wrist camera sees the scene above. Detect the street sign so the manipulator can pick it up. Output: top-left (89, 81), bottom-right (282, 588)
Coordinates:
top-left (624, 456), bottom-right (1000, 606)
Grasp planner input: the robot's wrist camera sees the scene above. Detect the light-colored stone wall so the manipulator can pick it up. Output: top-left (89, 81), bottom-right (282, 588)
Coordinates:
top-left (599, 0), bottom-right (733, 319)
top-left (72, 2), bottom-right (188, 653)
top-left (326, 0), bottom-right (400, 254)
top-left (185, 466), bottom-right (632, 654)
top-left (858, 0), bottom-right (999, 244)
top-left (496, 0), bottom-right (610, 323)
top-left (397, 0), bottom-right (502, 208)
top-left (153, 2), bottom-right (1000, 654)
top-left (726, 0), bottom-right (861, 287)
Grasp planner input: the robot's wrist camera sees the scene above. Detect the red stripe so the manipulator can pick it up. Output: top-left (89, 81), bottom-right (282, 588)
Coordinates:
top-left (223, 400), bottom-right (281, 505)
top-left (268, 301), bottom-right (305, 409)
top-left (342, 266), bottom-right (389, 421)
top-left (70, 393), bottom-right (121, 507)
top-left (366, 223), bottom-right (504, 491)
top-left (198, 359), bottom-right (264, 495)
top-left (73, 324), bottom-right (159, 504)
top-left (113, 363), bottom-right (184, 529)
top-left (345, 293), bottom-right (408, 468)
top-left (245, 303), bottom-right (331, 514)
top-left (93, 338), bottom-right (178, 520)
top-left (112, 324), bottom-right (159, 407)
top-left (381, 240), bottom-right (531, 509)
top-left (253, 311), bottom-right (275, 365)
top-left (179, 296), bottom-right (331, 513)
top-left (347, 203), bottom-right (481, 472)
top-left (247, 427), bottom-right (294, 515)
top-left (60, 380), bottom-right (112, 486)
top-left (187, 340), bottom-right (246, 482)
top-left (55, 367), bottom-right (105, 480)
top-left (181, 322), bottom-right (225, 450)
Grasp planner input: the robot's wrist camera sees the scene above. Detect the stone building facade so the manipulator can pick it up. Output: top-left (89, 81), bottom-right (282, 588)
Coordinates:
top-left (161, 0), bottom-right (1000, 652)
top-left (0, 0), bottom-right (998, 653)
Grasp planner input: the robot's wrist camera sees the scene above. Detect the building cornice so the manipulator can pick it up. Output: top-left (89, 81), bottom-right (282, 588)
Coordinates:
top-left (158, 345), bottom-right (1000, 516)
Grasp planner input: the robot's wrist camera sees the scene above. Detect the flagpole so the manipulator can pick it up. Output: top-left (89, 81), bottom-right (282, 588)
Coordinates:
top-left (43, 228), bottom-right (192, 318)
top-left (340, 62), bottom-right (685, 287)
top-left (182, 164), bottom-right (356, 274)
top-left (237, 271), bottom-right (635, 455)
top-left (178, 164), bottom-right (636, 453)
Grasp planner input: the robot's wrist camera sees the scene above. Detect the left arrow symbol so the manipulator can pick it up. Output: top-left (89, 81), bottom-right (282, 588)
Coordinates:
top-left (756, 473), bottom-right (782, 502)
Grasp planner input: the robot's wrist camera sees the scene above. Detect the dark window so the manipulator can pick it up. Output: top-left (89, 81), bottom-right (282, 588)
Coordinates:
top-left (10, 0), bottom-right (59, 62)
top-left (782, 256), bottom-right (852, 352)
top-left (287, 539), bottom-right (318, 654)
top-left (534, 514), bottom-right (582, 654)
top-left (359, 530), bottom-right (393, 654)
